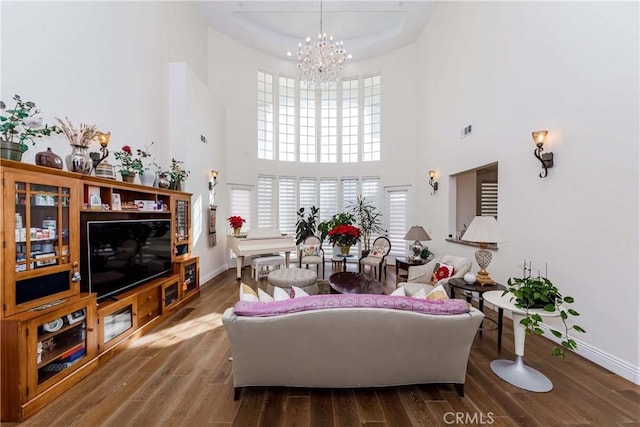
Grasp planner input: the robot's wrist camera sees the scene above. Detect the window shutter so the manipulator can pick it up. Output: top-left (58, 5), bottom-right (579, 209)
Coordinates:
top-left (229, 185), bottom-right (253, 231)
top-left (299, 178), bottom-right (317, 211)
top-left (257, 176), bottom-right (275, 228)
top-left (480, 182), bottom-right (498, 218)
top-left (319, 178), bottom-right (338, 223)
top-left (385, 187), bottom-right (409, 258)
top-left (278, 177), bottom-right (297, 236)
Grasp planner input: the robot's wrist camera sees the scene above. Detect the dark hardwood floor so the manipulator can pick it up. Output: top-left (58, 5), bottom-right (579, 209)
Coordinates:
top-left (14, 263), bottom-right (640, 426)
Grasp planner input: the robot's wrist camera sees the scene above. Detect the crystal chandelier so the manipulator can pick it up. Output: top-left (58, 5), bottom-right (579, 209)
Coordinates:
top-left (297, 0), bottom-right (351, 89)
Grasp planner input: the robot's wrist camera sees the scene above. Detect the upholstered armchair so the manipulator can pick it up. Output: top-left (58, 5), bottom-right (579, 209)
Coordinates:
top-left (400, 254), bottom-right (472, 295)
top-left (359, 236), bottom-right (391, 281)
top-left (299, 235), bottom-right (325, 278)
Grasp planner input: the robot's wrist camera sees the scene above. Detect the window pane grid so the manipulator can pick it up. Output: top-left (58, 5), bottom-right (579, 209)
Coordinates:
top-left (363, 76), bottom-right (381, 162)
top-left (299, 87), bottom-right (316, 162)
top-left (320, 88), bottom-right (337, 163)
top-left (278, 77), bottom-right (296, 161)
top-left (257, 71), bottom-right (274, 160)
top-left (342, 80), bottom-right (359, 163)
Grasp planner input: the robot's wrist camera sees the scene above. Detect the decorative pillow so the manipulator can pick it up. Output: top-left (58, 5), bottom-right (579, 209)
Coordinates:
top-left (257, 288), bottom-right (273, 302)
top-left (431, 262), bottom-right (455, 285)
top-left (301, 244), bottom-right (320, 257)
top-left (273, 287), bottom-right (291, 301)
top-left (370, 246), bottom-right (389, 258)
top-left (412, 288), bottom-right (428, 299)
top-left (390, 287), bottom-right (406, 296)
top-left (290, 285), bottom-right (310, 299)
top-left (239, 283), bottom-right (259, 302)
top-left (426, 284), bottom-right (449, 300)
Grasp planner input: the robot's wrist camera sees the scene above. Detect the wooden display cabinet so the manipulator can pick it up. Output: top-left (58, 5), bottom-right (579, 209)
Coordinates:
top-left (0, 293), bottom-right (97, 422)
top-left (173, 256), bottom-right (200, 300)
top-left (172, 194), bottom-right (191, 260)
top-left (97, 295), bottom-right (137, 353)
top-left (161, 276), bottom-right (181, 313)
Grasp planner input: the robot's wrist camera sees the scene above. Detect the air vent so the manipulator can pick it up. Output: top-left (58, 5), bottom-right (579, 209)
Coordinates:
top-left (461, 124), bottom-right (473, 138)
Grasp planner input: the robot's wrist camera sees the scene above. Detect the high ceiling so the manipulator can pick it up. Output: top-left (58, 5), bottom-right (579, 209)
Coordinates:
top-left (196, 1), bottom-right (436, 60)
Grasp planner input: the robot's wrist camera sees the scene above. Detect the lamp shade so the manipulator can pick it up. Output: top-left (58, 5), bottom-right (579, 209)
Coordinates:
top-left (403, 226), bottom-right (431, 241)
top-left (461, 216), bottom-right (507, 243)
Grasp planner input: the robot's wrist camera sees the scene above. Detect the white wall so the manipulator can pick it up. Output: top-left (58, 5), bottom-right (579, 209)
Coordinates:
top-left (415, 1), bottom-right (639, 381)
top-left (1, 1), bottom-right (228, 284)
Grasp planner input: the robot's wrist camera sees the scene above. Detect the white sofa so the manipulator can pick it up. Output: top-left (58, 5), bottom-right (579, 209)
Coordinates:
top-left (222, 302), bottom-right (484, 399)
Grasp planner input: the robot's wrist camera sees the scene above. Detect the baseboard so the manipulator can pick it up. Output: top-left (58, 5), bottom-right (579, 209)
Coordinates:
top-left (200, 265), bottom-right (228, 287)
top-left (539, 323), bottom-right (640, 385)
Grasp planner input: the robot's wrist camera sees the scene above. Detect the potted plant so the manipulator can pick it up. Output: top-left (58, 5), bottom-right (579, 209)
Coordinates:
top-left (114, 145), bottom-right (143, 183)
top-left (502, 275), bottom-right (586, 358)
top-left (136, 142), bottom-right (156, 186)
top-left (228, 215), bottom-right (245, 235)
top-left (165, 158), bottom-right (190, 191)
top-left (327, 224), bottom-right (361, 255)
top-left (295, 206), bottom-right (319, 245)
top-left (317, 212), bottom-right (355, 243)
top-left (0, 95), bottom-right (62, 161)
top-left (349, 195), bottom-right (384, 252)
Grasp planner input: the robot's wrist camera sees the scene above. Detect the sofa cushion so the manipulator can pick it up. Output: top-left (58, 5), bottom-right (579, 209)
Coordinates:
top-left (273, 287), bottom-right (290, 301)
top-left (290, 285), bottom-right (310, 298)
top-left (431, 263), bottom-right (454, 284)
top-left (426, 284), bottom-right (449, 300)
top-left (239, 283), bottom-right (259, 302)
top-left (232, 294), bottom-right (470, 317)
top-left (257, 288), bottom-right (273, 302)
top-left (390, 286), bottom-right (406, 296)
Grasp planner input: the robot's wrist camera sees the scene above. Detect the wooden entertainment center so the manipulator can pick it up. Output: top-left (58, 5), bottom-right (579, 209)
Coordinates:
top-left (0, 159), bottom-right (200, 422)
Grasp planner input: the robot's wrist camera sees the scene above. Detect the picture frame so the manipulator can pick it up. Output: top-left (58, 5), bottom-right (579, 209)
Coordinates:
top-left (88, 186), bottom-right (102, 209)
top-left (111, 193), bottom-right (122, 211)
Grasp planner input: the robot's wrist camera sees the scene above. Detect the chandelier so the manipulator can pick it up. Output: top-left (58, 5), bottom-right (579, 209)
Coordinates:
top-left (297, 0), bottom-right (351, 89)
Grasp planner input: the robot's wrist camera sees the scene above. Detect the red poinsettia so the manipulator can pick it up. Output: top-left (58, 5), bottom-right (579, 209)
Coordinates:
top-left (327, 224), bottom-right (361, 246)
top-left (228, 215), bottom-right (246, 229)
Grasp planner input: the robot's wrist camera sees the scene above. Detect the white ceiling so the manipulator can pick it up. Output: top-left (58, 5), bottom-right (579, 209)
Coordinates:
top-left (196, 1), bottom-right (436, 60)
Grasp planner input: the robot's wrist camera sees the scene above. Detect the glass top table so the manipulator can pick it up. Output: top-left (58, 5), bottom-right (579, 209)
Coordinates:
top-left (329, 272), bottom-right (385, 295)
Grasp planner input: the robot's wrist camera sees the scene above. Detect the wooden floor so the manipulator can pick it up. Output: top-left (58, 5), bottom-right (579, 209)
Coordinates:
top-left (14, 264), bottom-right (640, 426)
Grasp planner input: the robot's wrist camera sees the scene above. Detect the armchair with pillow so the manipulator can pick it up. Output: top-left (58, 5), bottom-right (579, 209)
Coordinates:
top-left (399, 254), bottom-right (472, 296)
top-left (299, 235), bottom-right (325, 278)
top-left (359, 236), bottom-right (391, 281)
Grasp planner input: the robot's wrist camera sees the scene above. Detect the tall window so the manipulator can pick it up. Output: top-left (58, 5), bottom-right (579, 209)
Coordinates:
top-left (299, 87), bottom-right (316, 162)
top-left (257, 176), bottom-right (275, 228)
top-left (258, 72), bottom-right (380, 163)
top-left (319, 178), bottom-right (338, 223)
top-left (341, 79), bottom-right (359, 163)
top-left (362, 177), bottom-right (382, 240)
top-left (341, 178), bottom-right (359, 211)
top-left (257, 71), bottom-right (274, 160)
top-left (320, 87), bottom-right (337, 163)
top-left (363, 75), bottom-right (381, 161)
top-left (278, 77), bottom-right (295, 161)
top-left (299, 178), bottom-right (317, 211)
top-left (385, 186), bottom-right (409, 258)
top-left (278, 177), bottom-right (297, 236)
top-left (229, 185), bottom-right (253, 231)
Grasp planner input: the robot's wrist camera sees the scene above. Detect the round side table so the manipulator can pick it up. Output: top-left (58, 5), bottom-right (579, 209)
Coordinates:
top-left (483, 290), bottom-right (560, 392)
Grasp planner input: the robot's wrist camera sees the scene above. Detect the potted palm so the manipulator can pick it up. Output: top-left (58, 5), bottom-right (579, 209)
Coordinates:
top-left (349, 195), bottom-right (384, 252)
top-left (0, 95), bottom-right (61, 161)
top-left (502, 275), bottom-right (586, 358)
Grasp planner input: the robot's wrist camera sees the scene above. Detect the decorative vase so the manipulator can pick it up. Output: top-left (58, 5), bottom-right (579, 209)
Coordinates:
top-left (339, 245), bottom-right (351, 255)
top-left (463, 273), bottom-right (477, 285)
top-left (233, 227), bottom-right (241, 236)
top-left (0, 140), bottom-right (24, 161)
top-left (35, 147), bottom-right (63, 169)
top-left (169, 180), bottom-right (182, 191)
top-left (140, 169), bottom-right (156, 186)
top-left (65, 144), bottom-right (92, 174)
top-left (121, 172), bottom-right (136, 183)
top-left (157, 173), bottom-right (170, 189)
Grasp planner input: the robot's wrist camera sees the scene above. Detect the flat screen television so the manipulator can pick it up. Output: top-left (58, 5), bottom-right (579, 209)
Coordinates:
top-left (82, 218), bottom-right (172, 301)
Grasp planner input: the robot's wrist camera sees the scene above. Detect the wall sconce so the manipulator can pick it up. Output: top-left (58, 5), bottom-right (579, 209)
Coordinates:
top-left (428, 170), bottom-right (438, 195)
top-left (209, 170), bottom-right (219, 190)
top-left (532, 130), bottom-right (553, 178)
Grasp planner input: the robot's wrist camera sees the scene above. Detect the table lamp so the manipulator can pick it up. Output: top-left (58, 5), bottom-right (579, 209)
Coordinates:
top-left (404, 226), bottom-right (431, 260)
top-left (461, 216), bottom-right (507, 285)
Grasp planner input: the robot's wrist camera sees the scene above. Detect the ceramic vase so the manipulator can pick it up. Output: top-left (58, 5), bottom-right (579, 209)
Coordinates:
top-left (157, 173), bottom-right (170, 189)
top-left (35, 147), bottom-right (63, 169)
top-left (65, 144), bottom-right (92, 174)
top-left (233, 227), bottom-right (241, 236)
top-left (140, 169), bottom-right (156, 186)
top-left (339, 245), bottom-right (351, 255)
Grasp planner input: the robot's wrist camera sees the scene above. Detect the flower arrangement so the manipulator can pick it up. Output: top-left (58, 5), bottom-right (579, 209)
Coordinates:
top-left (113, 145), bottom-right (143, 176)
top-left (55, 117), bottom-right (98, 147)
top-left (228, 215), bottom-right (246, 230)
top-left (136, 141), bottom-right (155, 169)
top-left (0, 94), bottom-right (61, 152)
top-left (327, 224), bottom-right (361, 247)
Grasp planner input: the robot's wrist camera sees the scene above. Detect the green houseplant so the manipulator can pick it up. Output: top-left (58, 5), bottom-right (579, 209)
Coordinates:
top-left (317, 212), bottom-right (355, 242)
top-left (0, 94), bottom-right (61, 161)
top-left (503, 275), bottom-right (586, 358)
top-left (295, 206), bottom-right (319, 245)
top-left (349, 195), bottom-right (384, 252)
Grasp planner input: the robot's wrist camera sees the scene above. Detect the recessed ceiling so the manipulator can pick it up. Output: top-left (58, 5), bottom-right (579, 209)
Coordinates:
top-left (196, 1), bottom-right (436, 60)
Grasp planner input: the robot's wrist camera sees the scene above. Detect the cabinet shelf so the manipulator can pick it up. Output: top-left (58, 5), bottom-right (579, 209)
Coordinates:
top-left (37, 321), bottom-right (79, 342)
top-left (38, 340), bottom-right (84, 369)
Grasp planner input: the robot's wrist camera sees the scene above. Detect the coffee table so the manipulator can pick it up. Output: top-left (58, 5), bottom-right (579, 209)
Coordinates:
top-left (329, 272), bottom-right (385, 295)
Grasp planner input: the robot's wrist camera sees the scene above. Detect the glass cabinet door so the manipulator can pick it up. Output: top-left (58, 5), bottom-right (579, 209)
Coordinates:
top-left (14, 182), bottom-right (71, 273)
